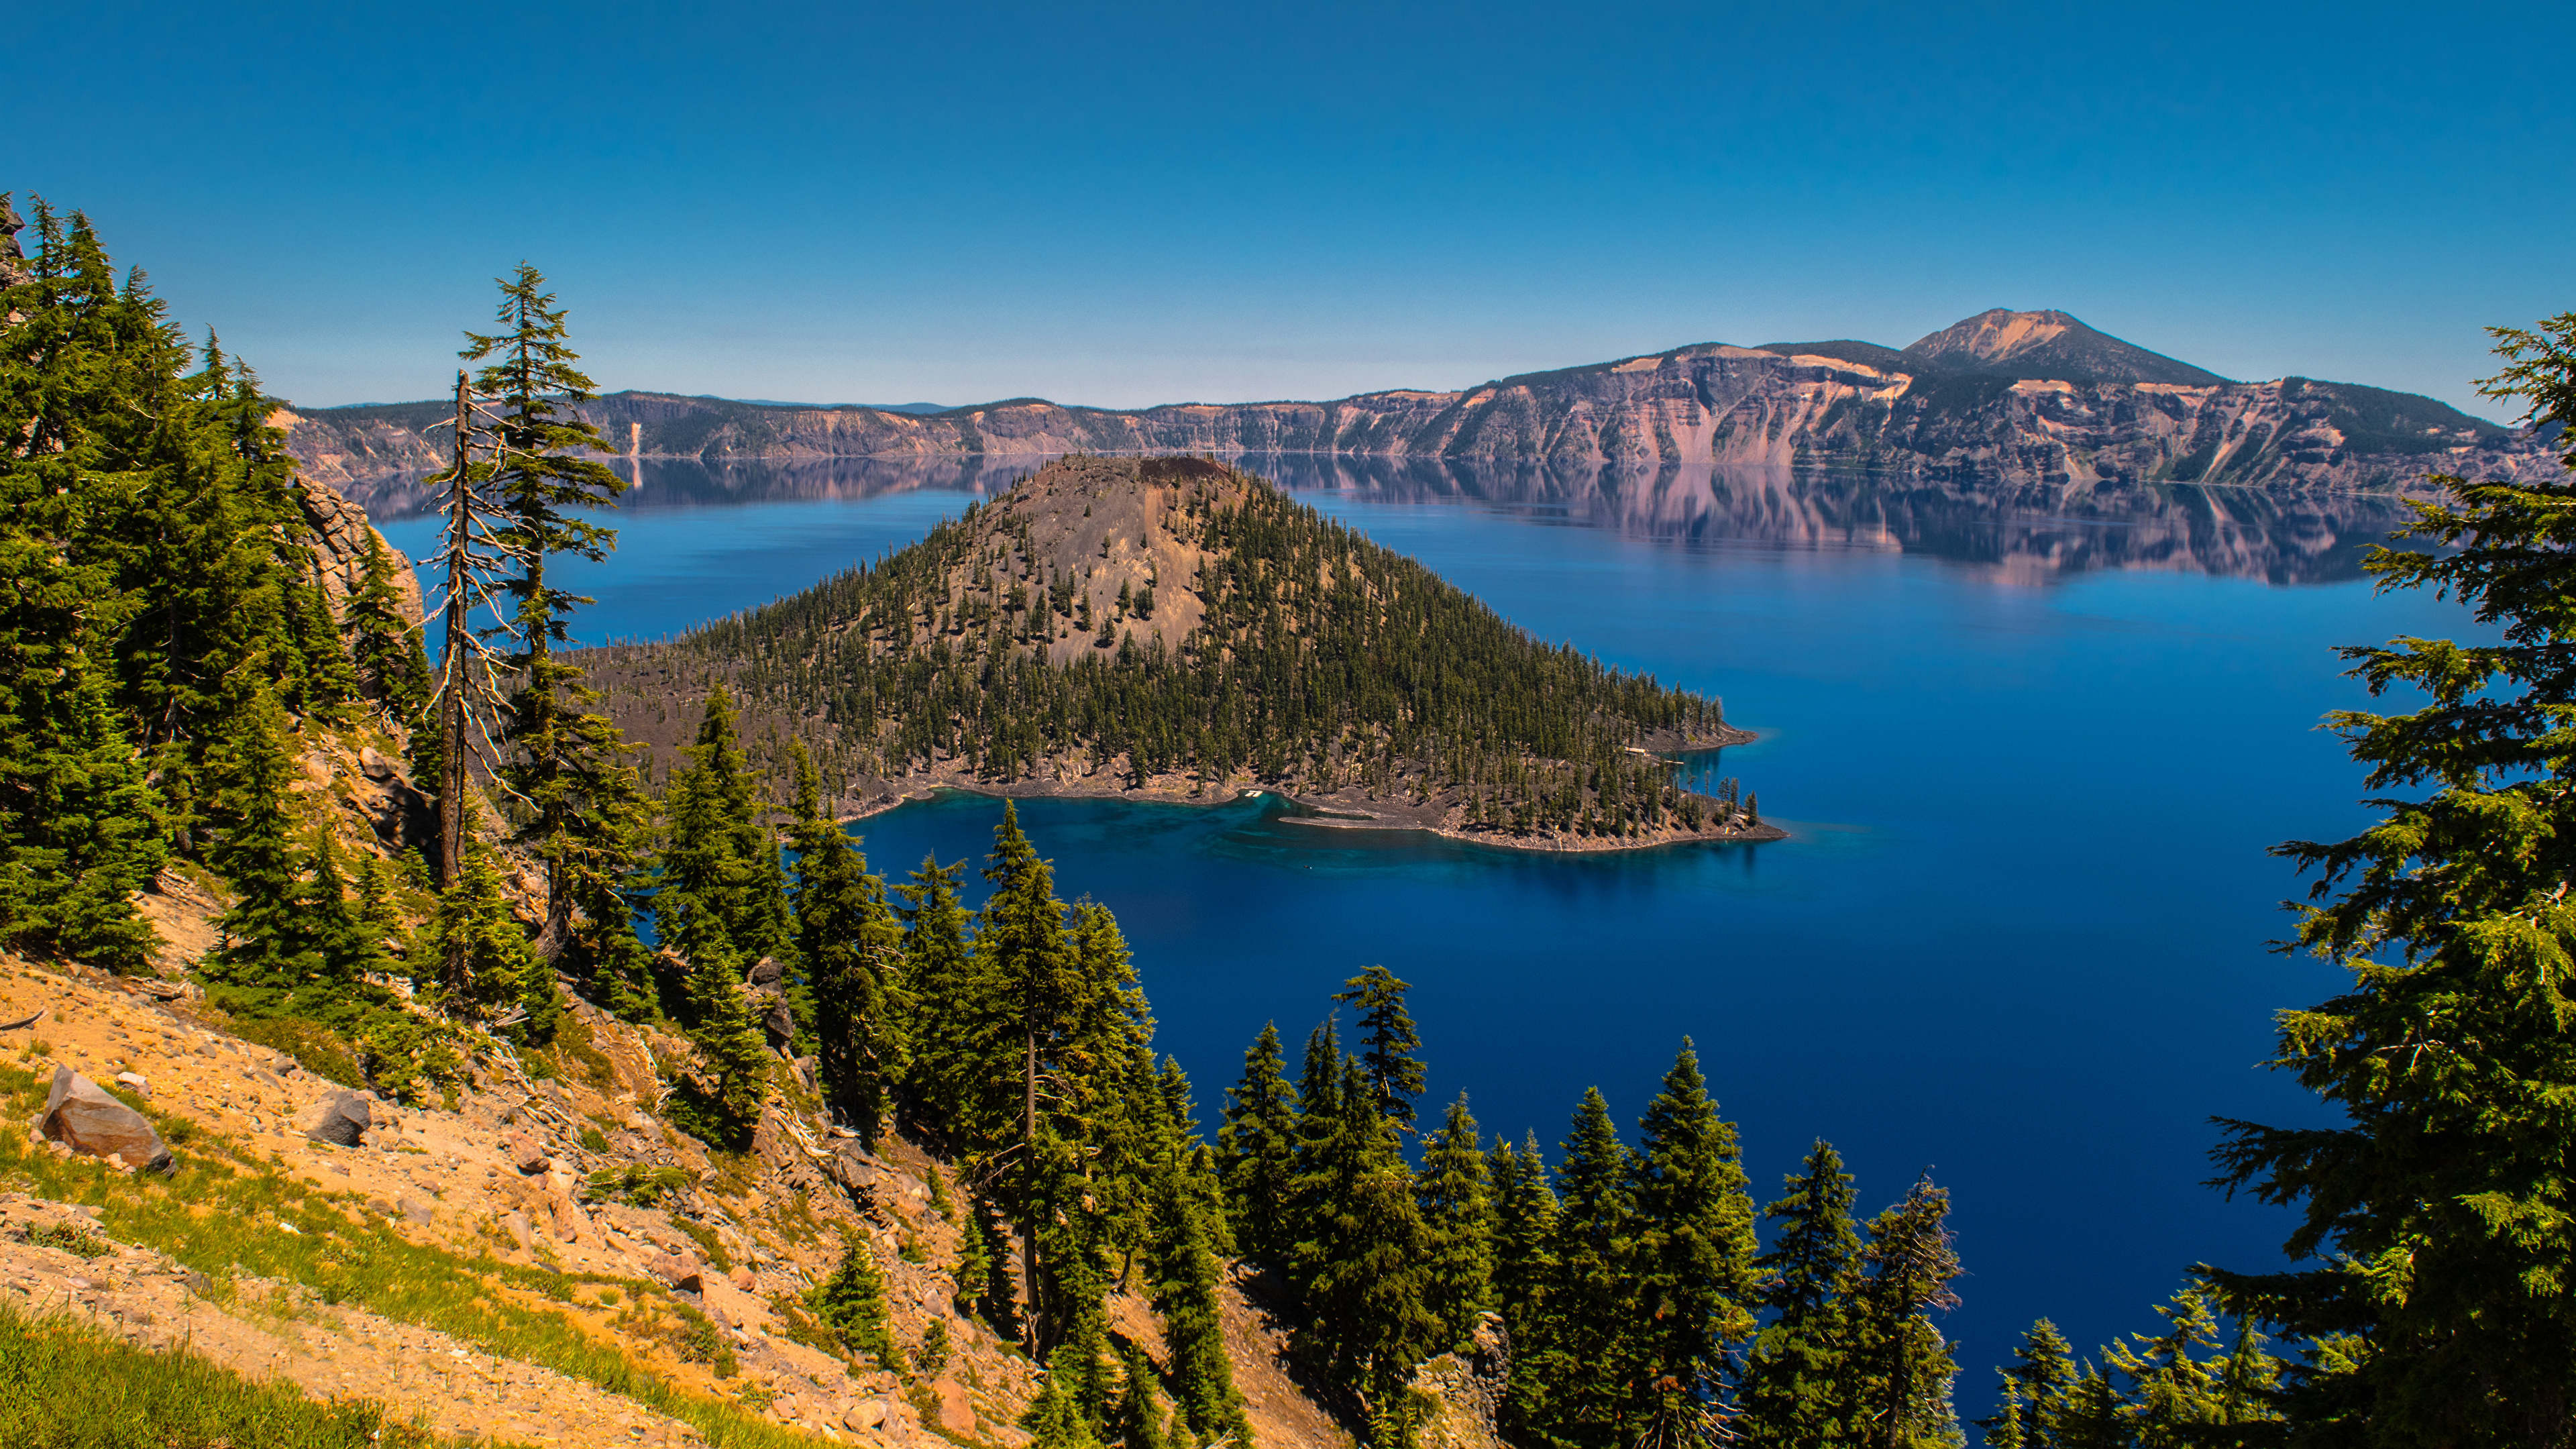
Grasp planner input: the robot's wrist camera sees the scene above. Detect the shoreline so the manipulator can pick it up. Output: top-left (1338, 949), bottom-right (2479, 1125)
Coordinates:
top-left (831, 735), bottom-right (1786, 855)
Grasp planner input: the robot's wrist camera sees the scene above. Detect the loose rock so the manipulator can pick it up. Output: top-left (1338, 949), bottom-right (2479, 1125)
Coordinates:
top-left (41, 1068), bottom-right (171, 1173)
top-left (305, 1090), bottom-right (372, 1147)
top-left (505, 1131), bottom-right (549, 1173)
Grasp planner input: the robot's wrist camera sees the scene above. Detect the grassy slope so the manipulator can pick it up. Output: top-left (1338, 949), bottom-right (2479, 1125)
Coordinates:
top-left (0, 1057), bottom-right (816, 1449)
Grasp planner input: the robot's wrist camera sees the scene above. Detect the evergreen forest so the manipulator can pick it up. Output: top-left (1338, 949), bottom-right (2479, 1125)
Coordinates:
top-left (11, 192), bottom-right (2576, 1446)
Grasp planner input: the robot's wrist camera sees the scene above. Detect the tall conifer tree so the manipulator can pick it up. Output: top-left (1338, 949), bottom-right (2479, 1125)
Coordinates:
top-left (1493, 1132), bottom-right (1564, 1446)
top-left (1218, 1022), bottom-right (1301, 1265)
top-left (1629, 1042), bottom-right (1761, 1426)
top-left (1418, 1092), bottom-right (1497, 1350)
top-left (1530, 1087), bottom-right (1644, 1449)
top-left (347, 530), bottom-right (431, 723)
top-left (2207, 314), bottom-right (2576, 1444)
top-left (894, 853), bottom-right (984, 1138)
top-left (464, 266), bottom-right (632, 953)
top-left (1843, 1177), bottom-right (1964, 1449)
top-left (1332, 963), bottom-right (1426, 1132)
top-left (790, 741), bottom-right (906, 1140)
top-left (1739, 1141), bottom-right (1863, 1449)
top-left (660, 688), bottom-right (778, 1126)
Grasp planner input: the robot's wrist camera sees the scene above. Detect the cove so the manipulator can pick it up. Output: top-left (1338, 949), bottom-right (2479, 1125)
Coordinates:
top-left (382, 459), bottom-right (2472, 1410)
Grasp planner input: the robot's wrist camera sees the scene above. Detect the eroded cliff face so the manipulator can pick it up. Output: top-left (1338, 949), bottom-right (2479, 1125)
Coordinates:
top-left (277, 329), bottom-right (2555, 499)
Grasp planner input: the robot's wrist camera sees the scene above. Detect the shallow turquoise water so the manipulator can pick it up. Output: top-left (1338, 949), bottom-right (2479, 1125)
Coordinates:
top-left (384, 463), bottom-right (2466, 1409)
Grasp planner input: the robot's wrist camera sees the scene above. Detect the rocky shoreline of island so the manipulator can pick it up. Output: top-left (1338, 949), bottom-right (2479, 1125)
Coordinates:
top-left (828, 733), bottom-right (1784, 855)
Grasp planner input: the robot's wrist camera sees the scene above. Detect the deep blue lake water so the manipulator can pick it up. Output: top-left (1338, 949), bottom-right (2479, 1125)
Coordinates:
top-left (383, 458), bottom-right (2469, 1417)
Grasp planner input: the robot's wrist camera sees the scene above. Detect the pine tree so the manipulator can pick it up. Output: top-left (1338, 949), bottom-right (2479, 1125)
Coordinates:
top-left (1148, 1169), bottom-right (1253, 1447)
top-left (347, 529), bottom-right (431, 723)
top-left (282, 549), bottom-right (359, 725)
top-left (466, 266), bottom-right (631, 954)
top-left (1417, 1092), bottom-right (1496, 1349)
top-left (2098, 1284), bottom-right (2281, 1449)
top-left (0, 613), bottom-right (164, 972)
top-left (790, 741), bottom-right (906, 1140)
top-left (207, 681), bottom-right (312, 985)
top-left (894, 853), bottom-right (985, 1140)
top-left (1284, 1018), bottom-right (1348, 1297)
top-left (1629, 1041), bottom-right (1760, 1426)
top-left (2205, 313), bottom-right (2576, 1444)
top-left (428, 839), bottom-right (553, 1036)
top-left (1024, 1373), bottom-right (1105, 1449)
top-left (661, 684), bottom-right (794, 978)
top-left (1738, 1141), bottom-right (1863, 1449)
top-left (1492, 1132), bottom-right (1563, 1446)
top-left (1530, 1087), bottom-right (1644, 1449)
top-left (296, 828), bottom-right (366, 980)
top-left (810, 1228), bottom-right (902, 1371)
top-left (676, 915), bottom-right (770, 1128)
top-left (1980, 1320), bottom-right (2079, 1449)
top-left (1218, 1022), bottom-right (1301, 1265)
top-left (1112, 1340), bottom-right (1168, 1449)
top-left (2055, 1372), bottom-right (2125, 1449)
top-left (1843, 1177), bottom-right (1964, 1449)
top-left (1337, 1161), bottom-right (1444, 1448)
top-left (1331, 963), bottom-right (1426, 1131)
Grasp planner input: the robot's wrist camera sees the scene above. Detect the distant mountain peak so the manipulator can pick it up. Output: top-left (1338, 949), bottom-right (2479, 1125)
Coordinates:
top-left (1901, 308), bottom-right (2231, 386)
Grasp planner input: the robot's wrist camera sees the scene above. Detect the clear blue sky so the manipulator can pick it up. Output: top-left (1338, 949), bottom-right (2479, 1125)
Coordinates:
top-left (12, 1), bottom-right (2571, 417)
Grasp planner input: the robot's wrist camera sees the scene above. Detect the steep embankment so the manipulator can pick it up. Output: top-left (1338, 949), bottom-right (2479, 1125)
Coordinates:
top-left (578, 455), bottom-right (1776, 852)
top-left (280, 309), bottom-right (2555, 498)
top-left (0, 468), bottom-right (1490, 1449)
top-left (1, 943), bottom-right (1437, 1449)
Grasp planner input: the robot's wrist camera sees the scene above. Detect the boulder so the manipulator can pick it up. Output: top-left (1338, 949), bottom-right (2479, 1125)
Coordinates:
top-left (41, 1068), bottom-right (171, 1173)
top-left (357, 745), bottom-right (396, 781)
top-left (649, 1251), bottom-right (704, 1292)
top-left (305, 1090), bottom-right (372, 1147)
top-left (504, 1131), bottom-right (549, 1173)
top-left (933, 1378), bottom-right (975, 1435)
top-left (728, 1264), bottom-right (756, 1291)
top-left (747, 955), bottom-right (784, 987)
top-left (502, 1210), bottom-right (536, 1255)
top-left (545, 1195), bottom-right (587, 1243)
top-left (396, 1194), bottom-right (436, 1226)
top-left (844, 1399), bottom-right (888, 1432)
top-left (112, 1071), bottom-right (149, 1099)
top-left (759, 998), bottom-right (795, 1052)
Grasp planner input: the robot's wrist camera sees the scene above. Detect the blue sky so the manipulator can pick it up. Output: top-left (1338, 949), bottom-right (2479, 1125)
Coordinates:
top-left (13, 1), bottom-right (2572, 417)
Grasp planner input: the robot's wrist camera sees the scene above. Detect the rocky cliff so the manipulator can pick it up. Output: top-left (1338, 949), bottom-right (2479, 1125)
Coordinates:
top-left (280, 310), bottom-right (2557, 500)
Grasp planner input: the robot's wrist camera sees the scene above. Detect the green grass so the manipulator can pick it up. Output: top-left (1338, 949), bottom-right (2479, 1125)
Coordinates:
top-left (0, 1061), bottom-right (820, 1448)
top-left (23, 1222), bottom-right (111, 1258)
top-left (0, 1297), bottom-right (480, 1448)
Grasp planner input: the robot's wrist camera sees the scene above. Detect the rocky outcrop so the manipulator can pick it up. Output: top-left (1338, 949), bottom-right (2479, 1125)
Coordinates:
top-left (292, 462), bottom-right (424, 629)
top-left (279, 310), bottom-right (2555, 501)
top-left (1411, 1316), bottom-right (1511, 1449)
top-left (0, 194), bottom-right (29, 291)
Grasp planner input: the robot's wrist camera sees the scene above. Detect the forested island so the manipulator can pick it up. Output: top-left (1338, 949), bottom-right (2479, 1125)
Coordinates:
top-left (578, 454), bottom-right (1781, 853)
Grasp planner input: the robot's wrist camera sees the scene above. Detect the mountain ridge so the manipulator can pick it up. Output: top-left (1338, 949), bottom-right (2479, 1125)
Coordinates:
top-left (279, 309), bottom-right (2555, 498)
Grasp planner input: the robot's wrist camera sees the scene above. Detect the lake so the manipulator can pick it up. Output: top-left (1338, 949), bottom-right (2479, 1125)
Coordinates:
top-left (382, 456), bottom-right (2463, 1416)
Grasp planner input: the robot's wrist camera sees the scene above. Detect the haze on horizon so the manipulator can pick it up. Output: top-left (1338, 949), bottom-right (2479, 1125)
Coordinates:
top-left (12, 0), bottom-right (2572, 421)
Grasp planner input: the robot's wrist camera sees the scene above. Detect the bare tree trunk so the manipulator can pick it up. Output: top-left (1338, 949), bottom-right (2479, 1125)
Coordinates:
top-left (437, 371), bottom-right (472, 994)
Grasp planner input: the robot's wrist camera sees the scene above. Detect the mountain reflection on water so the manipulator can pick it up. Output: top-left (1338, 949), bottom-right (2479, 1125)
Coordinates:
top-left (360, 451), bottom-right (2422, 586)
